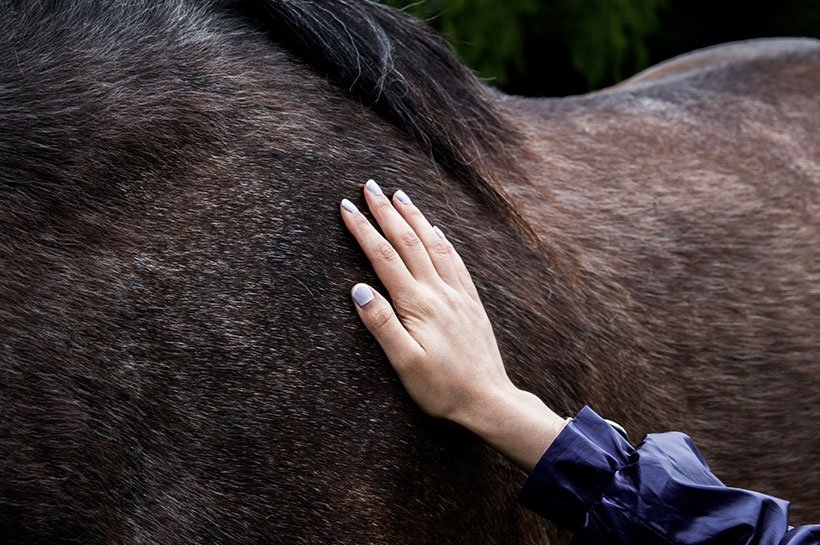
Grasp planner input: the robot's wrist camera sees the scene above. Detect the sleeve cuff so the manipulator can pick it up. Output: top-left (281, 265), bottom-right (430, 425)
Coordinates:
top-left (516, 405), bottom-right (635, 529)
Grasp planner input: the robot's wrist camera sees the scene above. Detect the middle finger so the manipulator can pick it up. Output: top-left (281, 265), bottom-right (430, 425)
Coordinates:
top-left (362, 179), bottom-right (440, 284)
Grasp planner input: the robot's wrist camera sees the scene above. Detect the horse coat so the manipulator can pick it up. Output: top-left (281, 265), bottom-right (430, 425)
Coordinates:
top-left (1, 1), bottom-right (818, 543)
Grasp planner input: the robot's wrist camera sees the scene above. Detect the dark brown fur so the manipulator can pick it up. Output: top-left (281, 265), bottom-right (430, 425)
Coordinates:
top-left (0, 1), bottom-right (817, 543)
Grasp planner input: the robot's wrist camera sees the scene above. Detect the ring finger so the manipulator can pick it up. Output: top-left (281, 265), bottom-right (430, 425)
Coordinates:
top-left (362, 179), bottom-right (441, 284)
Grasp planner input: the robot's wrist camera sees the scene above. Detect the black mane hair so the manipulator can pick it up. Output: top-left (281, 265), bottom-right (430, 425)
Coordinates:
top-left (248, 0), bottom-right (539, 242)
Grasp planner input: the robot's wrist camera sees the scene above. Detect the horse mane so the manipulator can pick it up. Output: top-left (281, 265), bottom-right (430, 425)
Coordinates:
top-left (249, 0), bottom-right (540, 243)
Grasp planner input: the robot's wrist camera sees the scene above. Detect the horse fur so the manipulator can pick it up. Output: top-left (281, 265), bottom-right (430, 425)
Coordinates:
top-left (0, 1), bottom-right (818, 543)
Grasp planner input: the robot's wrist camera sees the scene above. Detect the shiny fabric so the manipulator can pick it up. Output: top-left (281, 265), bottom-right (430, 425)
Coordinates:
top-left (517, 406), bottom-right (820, 545)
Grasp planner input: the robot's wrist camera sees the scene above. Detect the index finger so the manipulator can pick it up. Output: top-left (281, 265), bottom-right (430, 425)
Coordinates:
top-left (340, 198), bottom-right (418, 298)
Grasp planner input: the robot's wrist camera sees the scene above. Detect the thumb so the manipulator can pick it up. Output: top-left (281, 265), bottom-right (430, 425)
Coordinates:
top-left (350, 283), bottom-right (422, 364)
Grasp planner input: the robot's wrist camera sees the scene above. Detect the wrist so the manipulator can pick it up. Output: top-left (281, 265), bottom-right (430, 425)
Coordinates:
top-left (448, 381), bottom-right (521, 430)
top-left (454, 386), bottom-right (568, 473)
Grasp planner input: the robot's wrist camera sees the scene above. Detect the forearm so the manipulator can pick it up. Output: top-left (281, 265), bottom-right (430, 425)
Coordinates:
top-left (452, 387), bottom-right (568, 473)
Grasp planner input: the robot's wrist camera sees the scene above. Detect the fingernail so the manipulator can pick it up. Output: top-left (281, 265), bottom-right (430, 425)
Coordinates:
top-left (394, 189), bottom-right (411, 205)
top-left (365, 179), bottom-right (383, 196)
top-left (433, 225), bottom-right (446, 240)
top-left (341, 198), bottom-right (358, 214)
top-left (351, 283), bottom-right (374, 307)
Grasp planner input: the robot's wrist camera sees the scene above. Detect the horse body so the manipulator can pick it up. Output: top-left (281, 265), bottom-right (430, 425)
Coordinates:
top-left (505, 38), bottom-right (820, 521)
top-left (0, 1), bottom-right (817, 543)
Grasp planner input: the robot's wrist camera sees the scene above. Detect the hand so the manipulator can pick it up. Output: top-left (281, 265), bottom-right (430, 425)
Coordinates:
top-left (339, 179), bottom-right (514, 424)
top-left (340, 180), bottom-right (567, 472)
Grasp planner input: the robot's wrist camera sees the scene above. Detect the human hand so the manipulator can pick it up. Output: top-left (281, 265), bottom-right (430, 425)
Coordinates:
top-left (340, 180), bottom-right (567, 471)
top-left (339, 179), bottom-right (517, 426)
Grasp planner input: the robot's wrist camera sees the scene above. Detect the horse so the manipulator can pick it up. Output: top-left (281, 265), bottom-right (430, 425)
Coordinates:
top-left (1, 1), bottom-right (817, 543)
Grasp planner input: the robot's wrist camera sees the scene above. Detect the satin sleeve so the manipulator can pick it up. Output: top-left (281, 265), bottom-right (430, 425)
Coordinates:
top-left (517, 406), bottom-right (820, 545)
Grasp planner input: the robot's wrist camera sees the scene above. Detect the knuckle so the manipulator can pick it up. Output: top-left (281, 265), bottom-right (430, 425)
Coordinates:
top-left (369, 307), bottom-right (394, 331)
top-left (437, 285), bottom-right (460, 307)
top-left (398, 290), bottom-right (435, 317)
top-left (431, 239), bottom-right (451, 257)
top-left (415, 297), bottom-right (436, 317)
top-left (399, 230), bottom-right (422, 249)
top-left (374, 241), bottom-right (399, 263)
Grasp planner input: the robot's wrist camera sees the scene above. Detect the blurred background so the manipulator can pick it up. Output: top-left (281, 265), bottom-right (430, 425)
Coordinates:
top-left (382, 0), bottom-right (820, 96)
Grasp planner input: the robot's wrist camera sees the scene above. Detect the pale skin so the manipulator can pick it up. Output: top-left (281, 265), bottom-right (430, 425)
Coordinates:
top-left (340, 179), bottom-right (568, 474)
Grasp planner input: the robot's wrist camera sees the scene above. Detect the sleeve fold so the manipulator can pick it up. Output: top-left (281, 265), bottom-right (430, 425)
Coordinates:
top-left (517, 405), bottom-right (819, 545)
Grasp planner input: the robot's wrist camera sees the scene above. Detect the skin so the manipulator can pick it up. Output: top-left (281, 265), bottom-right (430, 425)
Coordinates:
top-left (340, 179), bottom-right (569, 473)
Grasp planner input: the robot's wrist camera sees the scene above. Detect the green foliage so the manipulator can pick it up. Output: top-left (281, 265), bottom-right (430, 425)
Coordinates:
top-left (383, 0), bottom-right (666, 88)
top-left (384, 0), bottom-right (540, 85)
top-left (559, 0), bottom-right (666, 86)
top-left (382, 0), bottom-right (820, 94)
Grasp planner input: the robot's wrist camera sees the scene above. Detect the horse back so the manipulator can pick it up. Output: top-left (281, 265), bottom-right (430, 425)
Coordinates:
top-left (505, 37), bottom-right (819, 522)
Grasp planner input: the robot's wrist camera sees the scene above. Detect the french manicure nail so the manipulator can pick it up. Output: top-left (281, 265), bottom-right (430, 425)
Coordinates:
top-left (341, 198), bottom-right (358, 213)
top-left (351, 283), bottom-right (374, 307)
top-left (433, 225), bottom-right (446, 240)
top-left (394, 190), bottom-right (411, 205)
top-left (365, 179), bottom-right (383, 196)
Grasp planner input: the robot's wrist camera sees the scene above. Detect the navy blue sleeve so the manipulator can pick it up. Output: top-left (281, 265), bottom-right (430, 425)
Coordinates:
top-left (517, 406), bottom-right (820, 545)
